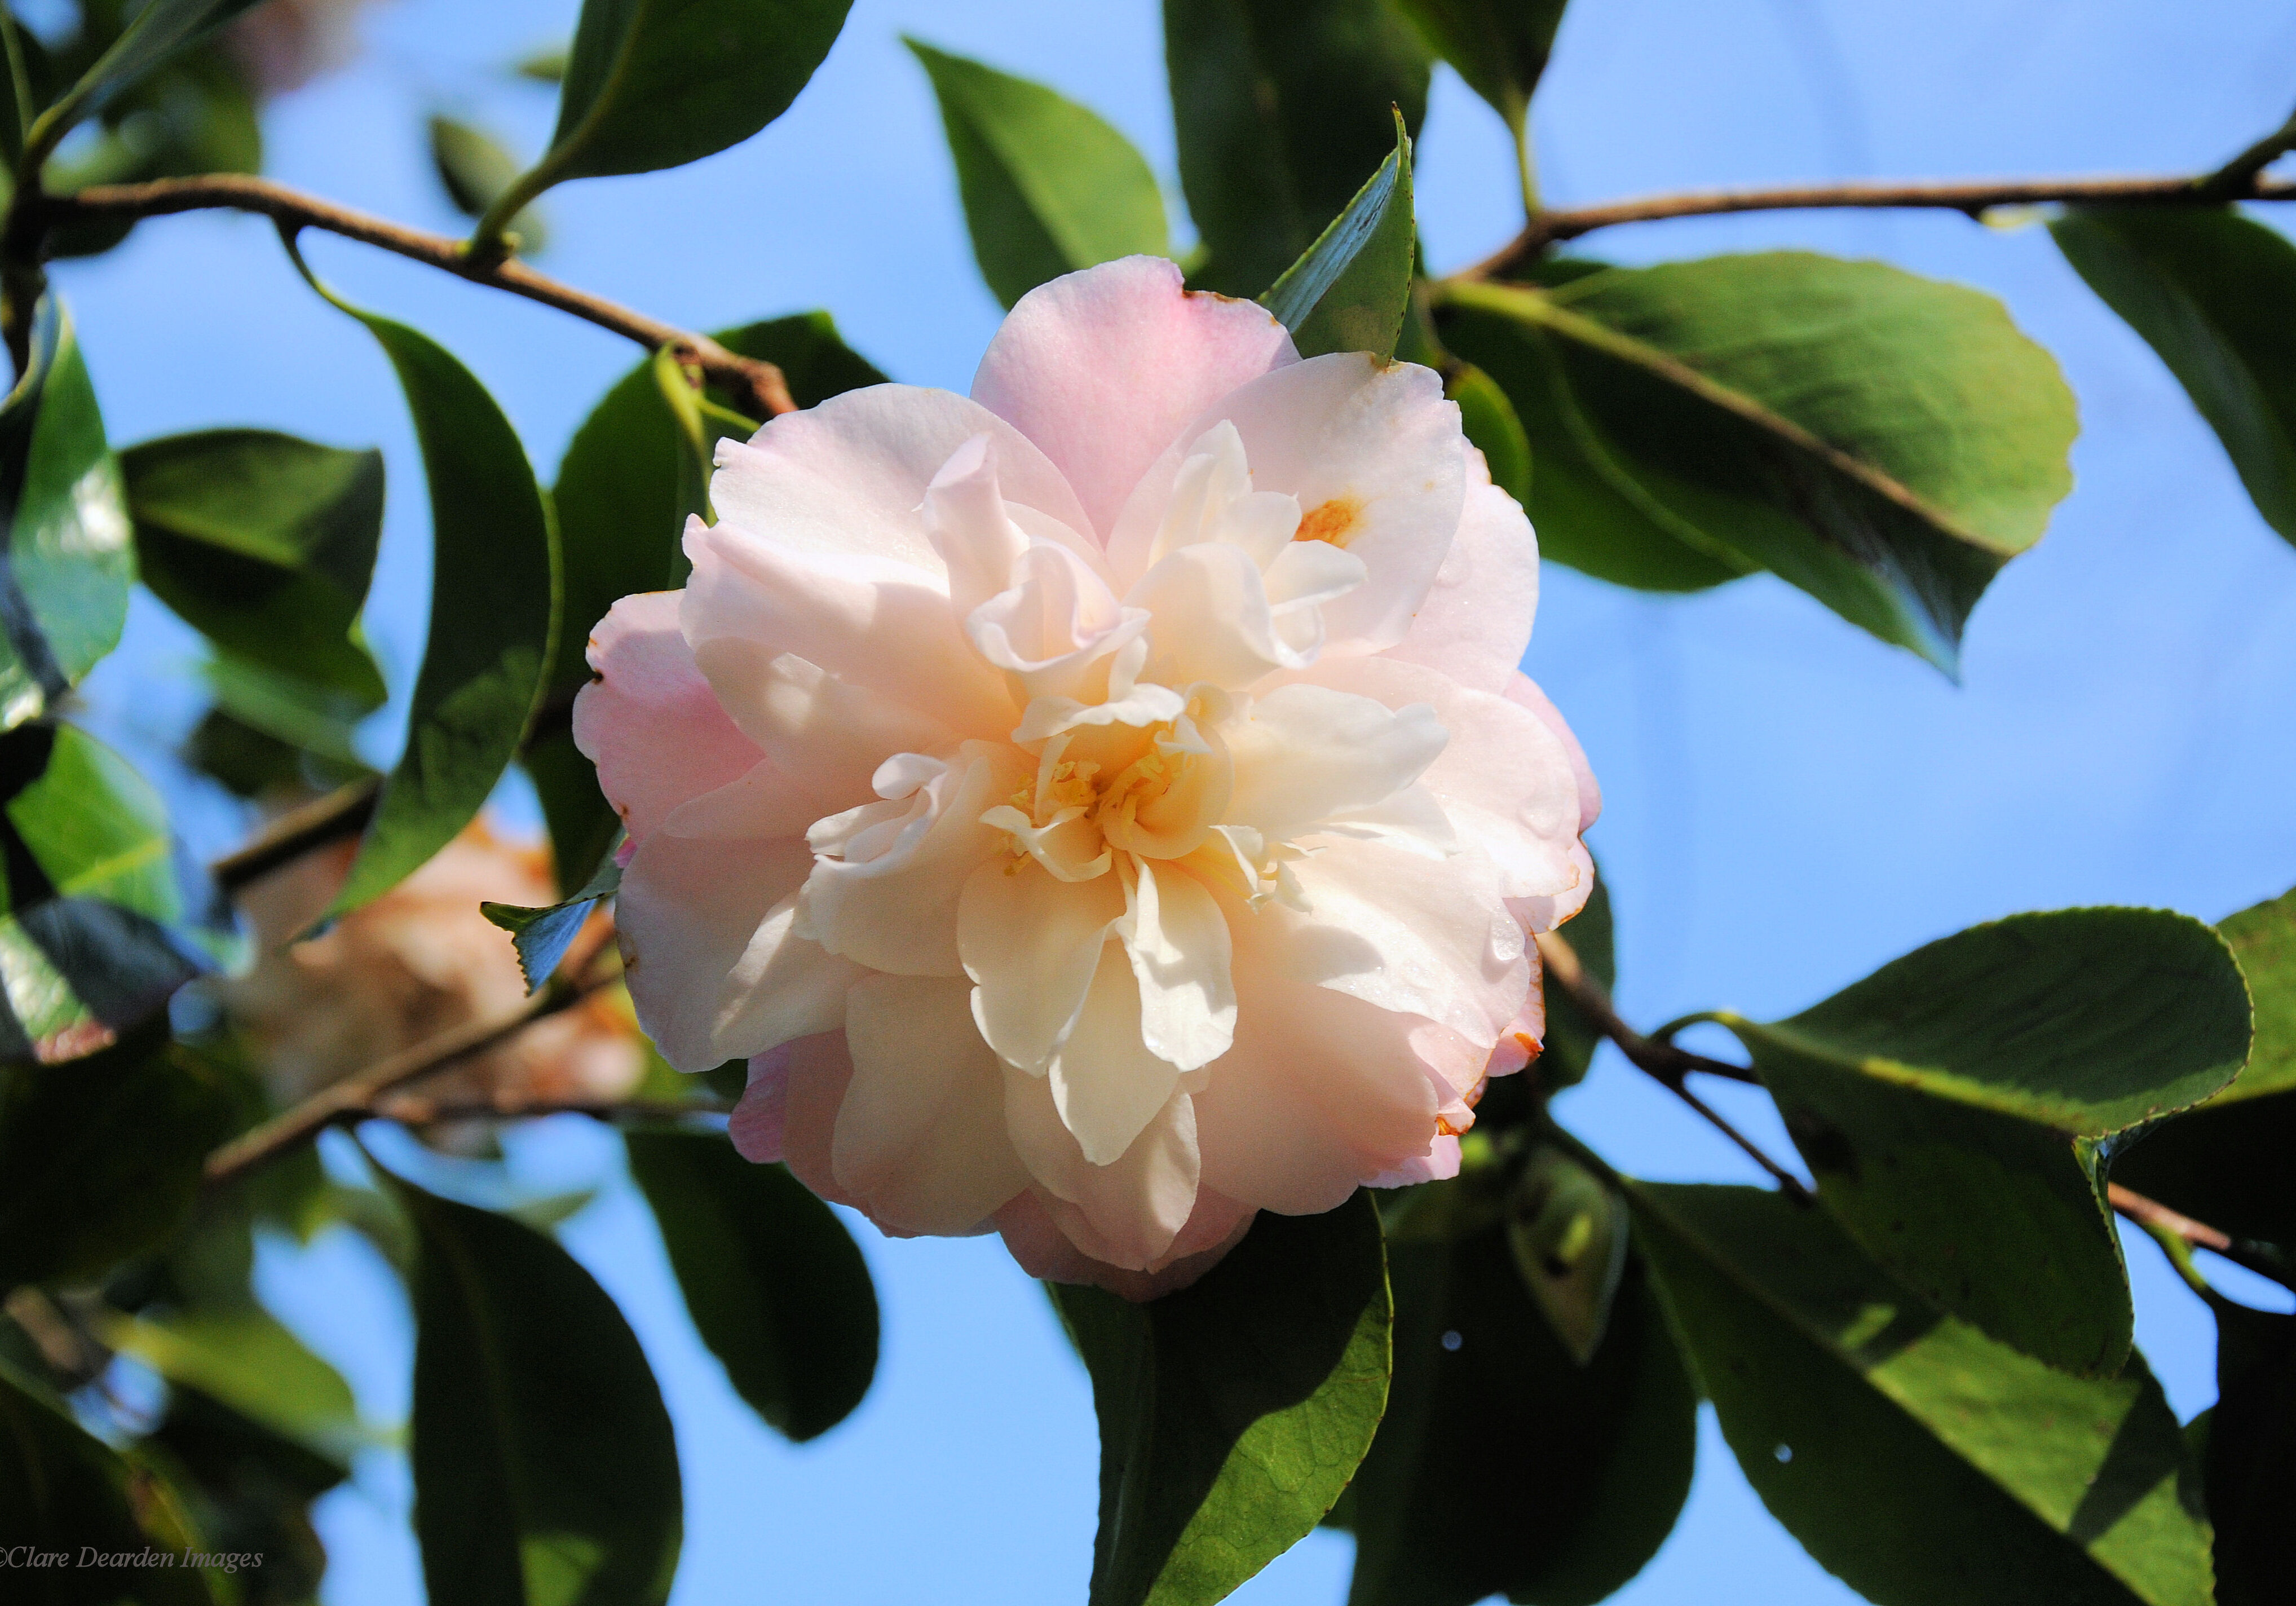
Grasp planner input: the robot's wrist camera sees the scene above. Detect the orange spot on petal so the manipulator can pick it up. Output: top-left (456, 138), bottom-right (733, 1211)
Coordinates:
top-left (1295, 495), bottom-right (1365, 547)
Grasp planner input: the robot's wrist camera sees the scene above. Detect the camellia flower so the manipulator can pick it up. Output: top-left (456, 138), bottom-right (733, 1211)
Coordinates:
top-left (577, 258), bottom-right (1599, 1296)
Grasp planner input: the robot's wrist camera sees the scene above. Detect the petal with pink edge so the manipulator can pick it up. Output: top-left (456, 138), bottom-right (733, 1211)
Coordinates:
top-left (1380, 464), bottom-right (1540, 695)
top-left (1004, 1065), bottom-right (1201, 1272)
top-left (572, 591), bottom-right (762, 848)
top-left (972, 257), bottom-right (1297, 541)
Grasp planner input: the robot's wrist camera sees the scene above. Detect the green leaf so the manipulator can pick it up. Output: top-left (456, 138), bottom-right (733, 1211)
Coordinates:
top-left (1444, 359), bottom-right (1531, 506)
top-left (493, 0), bottom-right (851, 232)
top-left (295, 268), bottom-right (559, 920)
top-left (145, 1384), bottom-right (346, 1606)
top-left (1438, 253), bottom-right (2078, 668)
top-left (1437, 290), bottom-right (1754, 591)
top-left (0, 295), bottom-right (131, 730)
top-left (1050, 1192), bottom-right (1391, 1606)
top-left (1710, 907), bottom-right (2249, 1374)
top-left (27, 0), bottom-right (262, 153)
top-left (515, 45), bottom-right (571, 83)
top-left (0, 1357), bottom-right (216, 1605)
top-left (2109, 885), bottom-right (2296, 1250)
top-left (1631, 1183), bottom-right (2215, 1606)
top-left (0, 1025), bottom-right (232, 1291)
top-left (1387, 0), bottom-right (1569, 139)
top-left (400, 1180), bottom-right (682, 1606)
top-left (5, 722), bottom-right (177, 920)
top-left (907, 39), bottom-right (1169, 311)
top-left (2051, 208), bottom-right (2296, 550)
top-left (534, 313), bottom-right (884, 894)
top-left (1345, 1207), bottom-right (1693, 1606)
top-left (122, 427), bottom-right (387, 707)
top-left (482, 846), bottom-right (620, 994)
top-left (625, 1136), bottom-right (877, 1441)
top-left (429, 114), bottom-right (546, 252)
top-left (1505, 1144), bottom-right (1628, 1364)
top-left (2200, 1299), bottom-right (2294, 1606)
top-left (1261, 113), bottom-right (1413, 360)
top-left (1164, 0), bottom-right (1432, 297)
top-left (43, 44), bottom-right (262, 261)
top-left (1539, 859), bottom-right (1612, 1090)
top-left (98, 1306), bottom-right (373, 1466)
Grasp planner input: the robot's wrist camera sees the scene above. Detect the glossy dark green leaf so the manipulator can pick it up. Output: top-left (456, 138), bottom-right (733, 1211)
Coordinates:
top-left (1506, 1145), bottom-right (1628, 1364)
top-left (1348, 1180), bottom-right (1693, 1606)
top-left (1445, 359), bottom-right (1531, 506)
top-left (2051, 208), bottom-right (2296, 549)
top-left (908, 39), bottom-right (1168, 310)
top-left (2201, 1299), bottom-right (2294, 1606)
top-left (197, 651), bottom-right (374, 773)
top-left (28, 0), bottom-right (261, 145)
top-left (1387, 0), bottom-right (1568, 141)
top-left (428, 114), bottom-right (546, 251)
top-left (1261, 114), bottom-right (1413, 360)
top-left (400, 1181), bottom-right (681, 1606)
top-left (5, 722), bottom-right (177, 920)
top-left (1050, 1192), bottom-right (1390, 1606)
top-left (483, 846), bottom-right (620, 993)
top-left (99, 1305), bottom-right (372, 1465)
top-left (1438, 294), bottom-right (1752, 591)
top-left (0, 1357), bottom-right (215, 1605)
top-left (1538, 861), bottom-right (1611, 1091)
top-left (625, 1135), bottom-right (877, 1441)
top-left (122, 427), bottom-right (386, 706)
top-left (0, 296), bottom-right (131, 730)
top-left (1711, 907), bottom-right (2249, 1375)
top-left (298, 273), bottom-right (559, 919)
top-left (0, 1025), bottom-right (232, 1291)
top-left (1438, 254), bottom-right (2078, 668)
top-left (506, 0), bottom-right (851, 222)
top-left (534, 314), bottom-right (884, 894)
top-left (2110, 885), bottom-right (2296, 1251)
top-left (1632, 1183), bottom-right (2214, 1606)
top-left (145, 1386), bottom-right (344, 1606)
top-left (1164, 0), bottom-right (1430, 297)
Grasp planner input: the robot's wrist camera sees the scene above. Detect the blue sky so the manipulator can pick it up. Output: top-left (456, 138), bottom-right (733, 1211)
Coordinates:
top-left (61, 0), bottom-right (2296, 1600)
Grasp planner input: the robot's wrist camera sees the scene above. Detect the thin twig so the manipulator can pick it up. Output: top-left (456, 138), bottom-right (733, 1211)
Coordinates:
top-left (2108, 1183), bottom-right (2295, 1292)
top-left (209, 776), bottom-right (379, 897)
top-left (37, 174), bottom-right (795, 416)
top-left (1535, 929), bottom-right (1809, 1201)
top-left (373, 1092), bottom-right (731, 1124)
top-left (1461, 169), bottom-right (2296, 280)
top-left (202, 950), bottom-right (620, 1188)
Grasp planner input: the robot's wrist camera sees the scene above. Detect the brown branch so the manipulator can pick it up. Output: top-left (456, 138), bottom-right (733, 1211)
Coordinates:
top-left (38, 174), bottom-right (795, 416)
top-left (374, 1092), bottom-right (732, 1125)
top-left (202, 948), bottom-right (620, 1188)
top-left (1462, 169), bottom-right (2296, 280)
top-left (1535, 929), bottom-right (1809, 1201)
top-left (210, 776), bottom-right (379, 897)
top-left (2108, 1183), bottom-right (2295, 1292)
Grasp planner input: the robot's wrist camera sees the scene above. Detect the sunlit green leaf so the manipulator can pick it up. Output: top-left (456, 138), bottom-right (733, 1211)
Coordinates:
top-left (28, 0), bottom-right (262, 149)
top-left (1633, 1184), bottom-right (2213, 1606)
top-left (99, 1305), bottom-right (375, 1466)
top-left (122, 427), bottom-right (386, 707)
top-left (908, 38), bottom-right (1169, 310)
top-left (1051, 1192), bottom-right (1390, 1606)
top-left (1164, 0), bottom-right (1430, 297)
top-left (1445, 359), bottom-right (1531, 506)
top-left (1709, 907), bottom-right (2250, 1375)
top-left (1261, 113), bottom-right (1412, 359)
top-left (1438, 254), bottom-right (2078, 668)
top-left (2052, 208), bottom-right (2296, 550)
top-left (400, 1180), bottom-right (681, 1606)
top-left (626, 1136), bottom-right (878, 1441)
top-left (0, 1025), bottom-right (231, 1291)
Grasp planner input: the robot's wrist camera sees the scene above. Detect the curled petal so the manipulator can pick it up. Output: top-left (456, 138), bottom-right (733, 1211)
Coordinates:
top-left (1115, 858), bottom-right (1235, 1074)
top-left (1046, 942), bottom-right (1182, 1166)
top-left (572, 591), bottom-right (762, 848)
top-left (992, 1187), bottom-right (1254, 1300)
top-left (1380, 463), bottom-right (1539, 694)
top-left (969, 542), bottom-right (1150, 705)
top-left (779, 1030), bottom-right (859, 1207)
top-left (1223, 682), bottom-right (1450, 849)
top-left (1507, 673), bottom-right (1602, 835)
top-left (833, 974), bottom-right (1029, 1236)
top-left (730, 1044), bottom-right (793, 1163)
top-left (1127, 542), bottom-right (1314, 690)
top-left (972, 257), bottom-right (1296, 541)
top-left (1005, 1066), bottom-right (1200, 1270)
top-left (959, 859), bottom-right (1127, 1074)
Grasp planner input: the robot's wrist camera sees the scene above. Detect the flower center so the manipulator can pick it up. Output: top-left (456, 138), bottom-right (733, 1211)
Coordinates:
top-left (985, 709), bottom-right (1233, 880)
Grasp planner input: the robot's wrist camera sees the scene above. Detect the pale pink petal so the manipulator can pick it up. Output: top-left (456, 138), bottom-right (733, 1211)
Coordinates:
top-left (1507, 673), bottom-right (1602, 835)
top-left (1044, 942), bottom-right (1181, 1167)
top-left (683, 520), bottom-right (1014, 742)
top-left (958, 859), bottom-right (1125, 1075)
top-left (779, 1030), bottom-right (858, 1207)
top-left (617, 827), bottom-right (863, 1071)
top-left (1369, 1136), bottom-right (1463, 1189)
top-left (1381, 463), bottom-right (1539, 694)
top-left (1105, 355), bottom-right (1464, 645)
top-left (1116, 859), bottom-right (1235, 1074)
top-left (994, 1188), bottom-right (1255, 1300)
top-left (972, 258), bottom-right (1297, 541)
top-left (713, 382), bottom-right (1090, 568)
top-left (832, 974), bottom-right (1028, 1236)
top-left (729, 1044), bottom-right (794, 1162)
top-left (1004, 1066), bottom-right (1200, 1271)
top-left (1222, 683), bottom-right (1449, 849)
top-left (572, 591), bottom-right (762, 848)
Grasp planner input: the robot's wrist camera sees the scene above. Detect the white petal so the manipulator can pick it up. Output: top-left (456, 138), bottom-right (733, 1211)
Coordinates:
top-left (1223, 682), bottom-right (1449, 847)
top-left (959, 859), bottom-right (1126, 1074)
top-left (1379, 466), bottom-right (1538, 694)
top-left (1005, 1065), bottom-right (1200, 1270)
top-left (696, 651), bottom-right (956, 804)
top-left (968, 542), bottom-right (1150, 705)
top-left (1146, 421), bottom-right (1303, 569)
top-left (1126, 542), bottom-right (1305, 690)
top-left (1047, 941), bottom-right (1182, 1166)
top-left (798, 743), bottom-right (1025, 976)
top-left (834, 974), bottom-right (1027, 1235)
top-left (1116, 858), bottom-right (1234, 1074)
